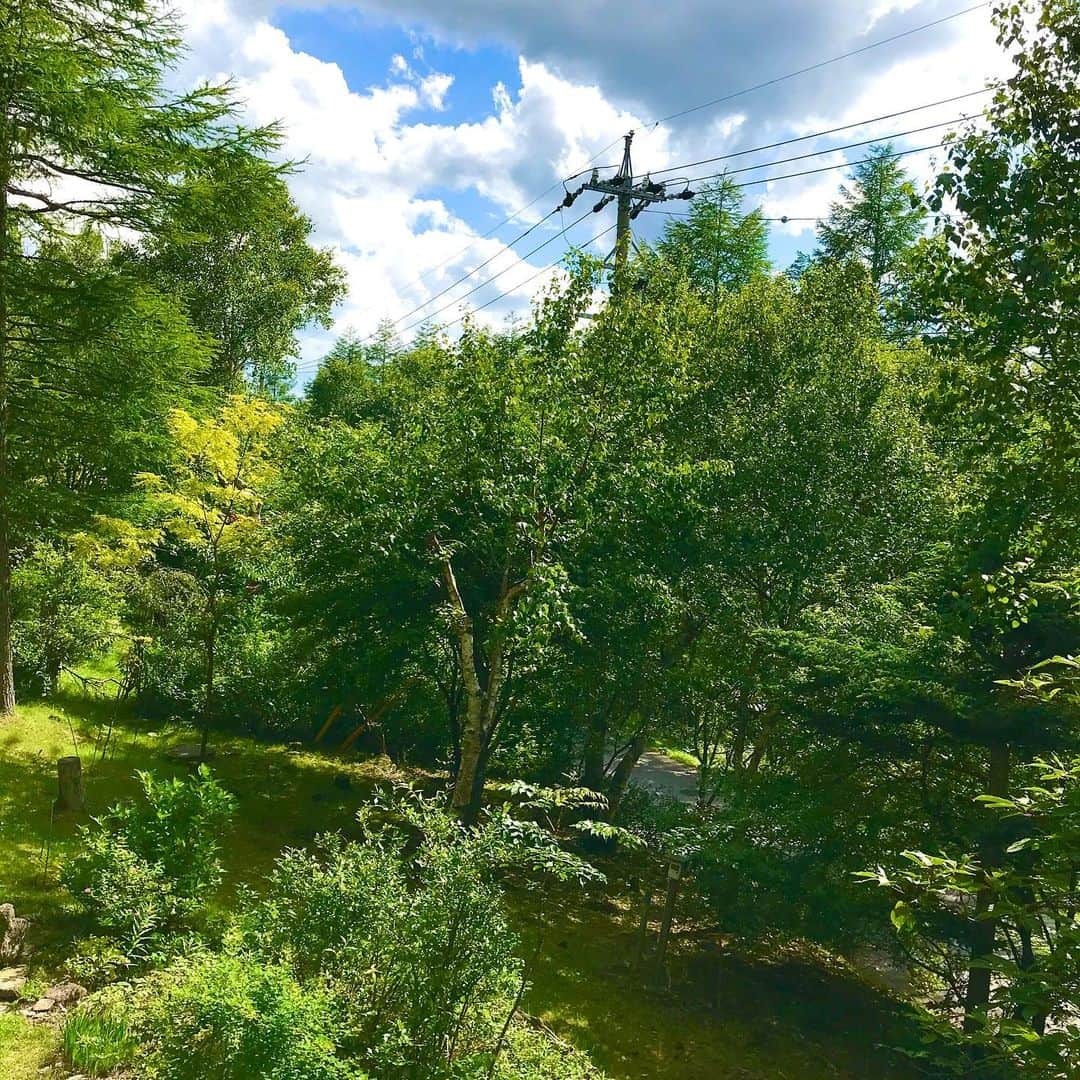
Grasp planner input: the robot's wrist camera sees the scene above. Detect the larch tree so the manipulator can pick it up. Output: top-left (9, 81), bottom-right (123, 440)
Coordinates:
top-left (656, 176), bottom-right (770, 304)
top-left (816, 143), bottom-right (926, 293)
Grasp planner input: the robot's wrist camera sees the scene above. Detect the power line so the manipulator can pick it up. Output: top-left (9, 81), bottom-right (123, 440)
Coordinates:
top-left (652, 1), bottom-right (990, 127)
top-left (438, 222), bottom-right (619, 337)
top-left (675, 113), bottom-right (971, 187)
top-left (301, 4), bottom-right (989, 377)
top-left (376, 207), bottom-right (561, 332)
top-left (642, 88), bottom-right (988, 179)
top-left (393, 205), bottom-right (598, 339)
top-left (640, 208), bottom-right (822, 221)
top-left (387, 99), bottom-right (980, 338)
top-left (295, 142), bottom-right (948, 379)
top-left (686, 139), bottom-right (946, 190)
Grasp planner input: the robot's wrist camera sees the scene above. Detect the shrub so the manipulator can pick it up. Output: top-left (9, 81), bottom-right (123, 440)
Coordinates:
top-left (63, 767), bottom-right (235, 951)
top-left (135, 952), bottom-right (349, 1080)
top-left (247, 797), bottom-right (519, 1078)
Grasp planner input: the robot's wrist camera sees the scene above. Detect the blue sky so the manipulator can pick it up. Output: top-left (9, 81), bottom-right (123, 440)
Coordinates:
top-left (174, 1), bottom-right (1009, 382)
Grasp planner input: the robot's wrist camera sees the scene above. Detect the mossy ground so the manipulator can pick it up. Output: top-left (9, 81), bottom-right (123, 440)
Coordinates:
top-left (0, 681), bottom-right (921, 1079)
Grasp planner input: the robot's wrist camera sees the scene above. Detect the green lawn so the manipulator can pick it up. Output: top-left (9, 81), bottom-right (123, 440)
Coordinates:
top-left (0, 685), bottom-right (921, 1080)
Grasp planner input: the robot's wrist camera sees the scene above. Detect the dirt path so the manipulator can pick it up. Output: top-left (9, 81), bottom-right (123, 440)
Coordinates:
top-left (631, 750), bottom-right (699, 803)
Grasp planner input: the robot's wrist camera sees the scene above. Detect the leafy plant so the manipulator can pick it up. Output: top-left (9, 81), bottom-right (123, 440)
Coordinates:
top-left (134, 951), bottom-right (348, 1080)
top-left (63, 767), bottom-right (235, 949)
top-left (62, 1006), bottom-right (139, 1077)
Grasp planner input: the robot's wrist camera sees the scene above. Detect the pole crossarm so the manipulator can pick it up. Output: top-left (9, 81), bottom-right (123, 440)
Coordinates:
top-left (556, 131), bottom-right (696, 284)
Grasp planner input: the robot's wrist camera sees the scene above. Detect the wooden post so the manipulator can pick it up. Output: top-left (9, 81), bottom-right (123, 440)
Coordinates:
top-left (656, 856), bottom-right (686, 967)
top-left (55, 756), bottom-right (84, 813)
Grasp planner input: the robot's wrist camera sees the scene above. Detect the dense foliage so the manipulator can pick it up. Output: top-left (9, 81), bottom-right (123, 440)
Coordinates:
top-left (3, 0), bottom-right (1079, 1077)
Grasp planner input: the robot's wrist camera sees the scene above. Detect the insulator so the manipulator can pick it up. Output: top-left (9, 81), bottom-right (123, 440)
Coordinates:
top-left (593, 195), bottom-right (614, 213)
top-left (679, 189), bottom-right (696, 200)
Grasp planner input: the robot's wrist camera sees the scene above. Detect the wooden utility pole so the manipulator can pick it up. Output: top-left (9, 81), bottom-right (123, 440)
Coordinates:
top-left (560, 132), bottom-right (694, 292)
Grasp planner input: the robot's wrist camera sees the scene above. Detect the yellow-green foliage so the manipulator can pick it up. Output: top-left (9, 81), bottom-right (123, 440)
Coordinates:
top-left (138, 395), bottom-right (285, 556)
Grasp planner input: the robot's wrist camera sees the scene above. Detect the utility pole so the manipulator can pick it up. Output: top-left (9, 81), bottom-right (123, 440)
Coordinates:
top-left (558, 131), bottom-right (694, 293)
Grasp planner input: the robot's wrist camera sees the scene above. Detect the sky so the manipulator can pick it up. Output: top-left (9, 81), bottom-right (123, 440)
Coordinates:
top-left (170, 0), bottom-right (1012, 385)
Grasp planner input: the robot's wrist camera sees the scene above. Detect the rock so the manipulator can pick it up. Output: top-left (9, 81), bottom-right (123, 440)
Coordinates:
top-left (0, 965), bottom-right (26, 1001)
top-left (29, 996), bottom-right (54, 1013)
top-left (45, 981), bottom-right (86, 1006)
top-left (0, 903), bottom-right (29, 963)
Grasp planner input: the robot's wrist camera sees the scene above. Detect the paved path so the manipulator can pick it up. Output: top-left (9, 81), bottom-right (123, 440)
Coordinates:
top-left (630, 750), bottom-right (699, 803)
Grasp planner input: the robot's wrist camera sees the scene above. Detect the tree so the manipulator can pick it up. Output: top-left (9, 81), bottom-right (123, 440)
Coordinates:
top-left (898, 0), bottom-right (1080, 1027)
top-left (140, 396), bottom-right (284, 759)
top-left (133, 160), bottom-right (346, 396)
top-left (816, 144), bottom-right (925, 292)
top-left (655, 176), bottom-right (770, 304)
top-left (282, 260), bottom-right (700, 821)
top-left (11, 540), bottom-right (122, 695)
top-left (0, 0), bottom-right (279, 715)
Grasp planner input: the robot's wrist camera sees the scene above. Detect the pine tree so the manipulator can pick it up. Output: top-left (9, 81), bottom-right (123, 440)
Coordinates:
top-left (656, 176), bottom-right (770, 305)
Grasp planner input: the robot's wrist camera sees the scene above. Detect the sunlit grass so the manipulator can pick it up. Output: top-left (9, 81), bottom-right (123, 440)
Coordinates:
top-left (0, 680), bottom-right (920, 1080)
top-left (0, 1012), bottom-right (60, 1080)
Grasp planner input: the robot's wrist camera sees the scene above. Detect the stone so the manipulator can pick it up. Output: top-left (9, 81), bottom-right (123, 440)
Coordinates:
top-left (29, 996), bottom-right (54, 1013)
top-left (45, 981), bottom-right (86, 1007)
top-left (0, 903), bottom-right (29, 963)
top-left (0, 965), bottom-right (26, 1001)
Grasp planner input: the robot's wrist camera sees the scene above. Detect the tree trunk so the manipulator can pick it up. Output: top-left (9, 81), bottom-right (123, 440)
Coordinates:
top-left (46, 653), bottom-right (61, 698)
top-left (450, 651), bottom-right (486, 823)
top-left (199, 615), bottom-right (216, 764)
top-left (55, 756), bottom-right (85, 813)
top-left (606, 732), bottom-right (648, 819)
top-left (581, 709), bottom-right (608, 792)
top-left (0, 137), bottom-right (14, 719)
top-left (963, 740), bottom-right (1010, 1029)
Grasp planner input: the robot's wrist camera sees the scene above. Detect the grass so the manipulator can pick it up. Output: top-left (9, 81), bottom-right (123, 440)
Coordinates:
top-left (0, 1012), bottom-right (60, 1079)
top-left (649, 744), bottom-right (700, 769)
top-left (63, 1009), bottom-right (138, 1077)
top-left (0, 681), bottom-right (922, 1080)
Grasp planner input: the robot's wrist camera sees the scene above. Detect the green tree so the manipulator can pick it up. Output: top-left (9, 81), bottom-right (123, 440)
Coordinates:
top-left (899, 0), bottom-right (1080, 1028)
top-left (816, 144), bottom-right (925, 291)
top-left (656, 176), bottom-right (770, 304)
top-left (0, 0), bottom-right (279, 715)
top-left (140, 396), bottom-right (284, 759)
top-left (133, 160), bottom-right (345, 396)
top-left (282, 260), bottom-right (699, 820)
top-left (11, 540), bottom-right (122, 695)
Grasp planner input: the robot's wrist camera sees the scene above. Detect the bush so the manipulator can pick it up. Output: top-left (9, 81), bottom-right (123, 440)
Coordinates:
top-left (247, 797), bottom-right (518, 1078)
top-left (63, 767), bottom-right (235, 950)
top-left (138, 952), bottom-right (349, 1080)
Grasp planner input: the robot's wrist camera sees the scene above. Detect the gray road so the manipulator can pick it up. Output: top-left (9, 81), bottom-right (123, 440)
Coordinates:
top-left (630, 750), bottom-right (700, 803)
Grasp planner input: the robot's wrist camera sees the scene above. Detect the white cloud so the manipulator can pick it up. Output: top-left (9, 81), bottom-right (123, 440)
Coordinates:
top-left (166, 0), bottom-right (1011, 385)
top-left (170, 0), bottom-right (671, 378)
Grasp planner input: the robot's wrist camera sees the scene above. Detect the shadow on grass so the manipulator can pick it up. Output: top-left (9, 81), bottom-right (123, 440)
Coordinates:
top-left (512, 885), bottom-right (930, 1080)
top-left (3, 688), bottom-right (936, 1080)
top-left (0, 689), bottom-right (406, 972)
